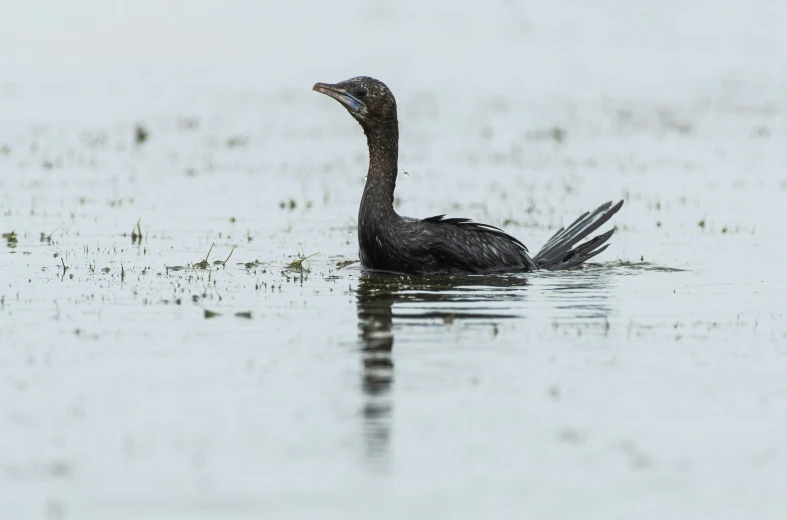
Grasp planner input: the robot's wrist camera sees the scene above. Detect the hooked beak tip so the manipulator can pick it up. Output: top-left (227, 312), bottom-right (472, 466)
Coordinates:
top-left (313, 82), bottom-right (363, 113)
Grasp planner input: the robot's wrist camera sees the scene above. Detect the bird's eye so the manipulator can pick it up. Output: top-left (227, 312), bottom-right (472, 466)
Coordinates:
top-left (356, 87), bottom-right (367, 98)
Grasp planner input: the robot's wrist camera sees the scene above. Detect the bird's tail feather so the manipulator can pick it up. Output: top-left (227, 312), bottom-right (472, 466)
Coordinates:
top-left (534, 200), bottom-right (624, 271)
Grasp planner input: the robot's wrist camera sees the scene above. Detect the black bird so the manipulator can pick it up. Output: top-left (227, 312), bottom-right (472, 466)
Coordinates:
top-left (313, 76), bottom-right (623, 275)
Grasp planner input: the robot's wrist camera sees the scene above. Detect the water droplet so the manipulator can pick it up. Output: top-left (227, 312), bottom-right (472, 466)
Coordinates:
top-left (363, 175), bottom-right (368, 182)
top-left (400, 168), bottom-right (409, 178)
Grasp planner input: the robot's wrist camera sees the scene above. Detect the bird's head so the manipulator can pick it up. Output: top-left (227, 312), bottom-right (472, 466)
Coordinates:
top-left (313, 76), bottom-right (397, 129)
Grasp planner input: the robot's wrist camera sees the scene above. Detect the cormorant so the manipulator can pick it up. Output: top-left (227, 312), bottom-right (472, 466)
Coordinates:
top-left (314, 76), bottom-right (623, 275)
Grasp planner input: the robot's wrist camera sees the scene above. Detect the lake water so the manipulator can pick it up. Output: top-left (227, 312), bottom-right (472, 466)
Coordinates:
top-left (2, 1), bottom-right (787, 518)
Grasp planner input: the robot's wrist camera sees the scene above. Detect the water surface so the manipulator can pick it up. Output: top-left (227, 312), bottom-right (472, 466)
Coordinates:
top-left (2, 1), bottom-right (787, 518)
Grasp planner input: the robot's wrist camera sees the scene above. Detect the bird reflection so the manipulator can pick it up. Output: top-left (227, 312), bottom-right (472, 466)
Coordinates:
top-left (354, 271), bottom-right (531, 465)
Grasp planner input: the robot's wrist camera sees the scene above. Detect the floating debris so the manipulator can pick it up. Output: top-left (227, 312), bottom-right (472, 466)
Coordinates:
top-left (212, 246), bottom-right (235, 267)
top-left (336, 259), bottom-right (359, 269)
top-left (243, 259), bottom-right (265, 270)
top-left (525, 126), bottom-right (566, 143)
top-left (134, 124), bottom-right (149, 144)
top-left (235, 311), bottom-right (252, 319)
top-left (285, 252), bottom-right (319, 272)
top-left (204, 309), bottom-right (221, 319)
top-left (193, 244), bottom-right (215, 269)
top-left (131, 219), bottom-right (143, 245)
top-left (166, 243), bottom-right (235, 273)
top-left (2, 231), bottom-right (18, 247)
top-left (226, 135), bottom-right (249, 148)
top-left (223, 247), bottom-right (235, 265)
top-left (279, 199), bottom-right (297, 210)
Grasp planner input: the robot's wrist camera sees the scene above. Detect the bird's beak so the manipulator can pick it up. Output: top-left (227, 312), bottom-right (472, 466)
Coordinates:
top-left (313, 82), bottom-right (363, 113)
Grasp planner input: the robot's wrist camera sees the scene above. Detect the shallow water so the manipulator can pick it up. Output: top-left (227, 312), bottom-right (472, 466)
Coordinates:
top-left (2, 1), bottom-right (787, 518)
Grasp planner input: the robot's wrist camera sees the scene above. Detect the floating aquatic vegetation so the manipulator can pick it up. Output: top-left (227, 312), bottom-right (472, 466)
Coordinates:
top-left (166, 243), bottom-right (235, 274)
top-left (336, 259), bottom-right (359, 269)
top-left (193, 244), bottom-right (215, 270)
top-left (2, 231), bottom-right (18, 247)
top-left (525, 126), bottom-right (566, 143)
top-left (134, 124), bottom-right (149, 144)
top-left (243, 259), bottom-right (265, 270)
top-left (215, 247), bottom-right (235, 267)
top-left (285, 251), bottom-right (319, 272)
top-left (226, 135), bottom-right (249, 148)
top-left (131, 220), bottom-right (143, 245)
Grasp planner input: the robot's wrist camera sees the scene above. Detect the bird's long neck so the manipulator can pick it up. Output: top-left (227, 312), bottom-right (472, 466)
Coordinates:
top-left (362, 120), bottom-right (399, 212)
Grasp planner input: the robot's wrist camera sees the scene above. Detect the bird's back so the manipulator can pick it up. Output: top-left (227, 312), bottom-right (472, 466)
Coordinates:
top-left (358, 213), bottom-right (537, 275)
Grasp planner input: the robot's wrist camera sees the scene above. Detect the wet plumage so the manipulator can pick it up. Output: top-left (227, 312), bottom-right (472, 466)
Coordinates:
top-left (313, 76), bottom-right (623, 275)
